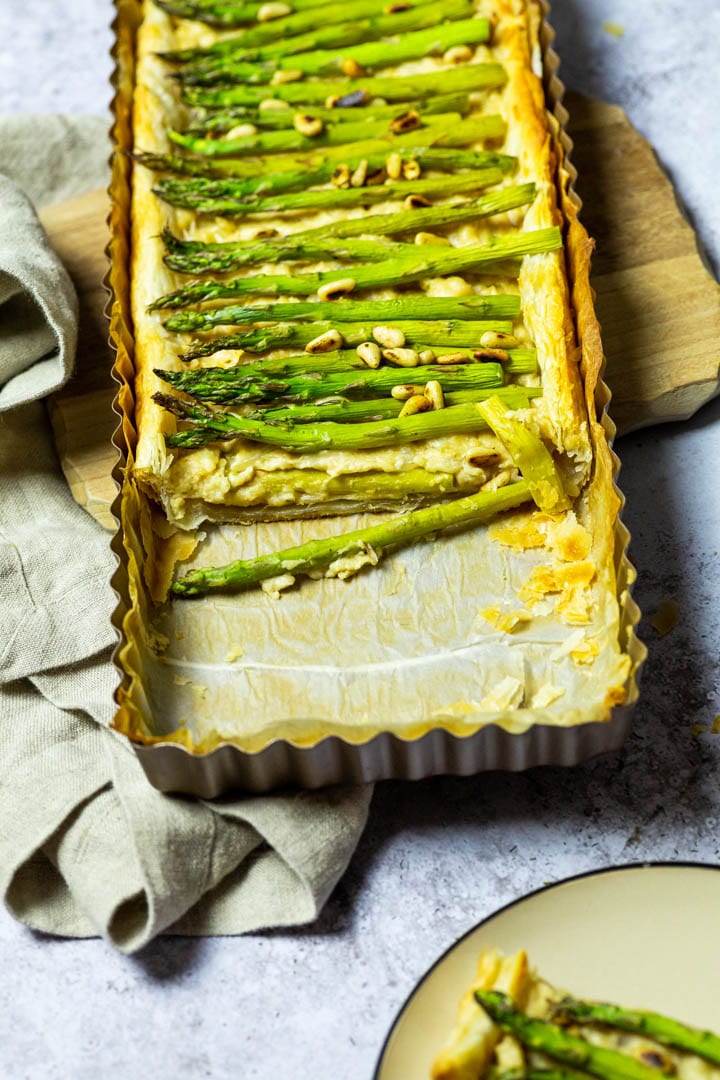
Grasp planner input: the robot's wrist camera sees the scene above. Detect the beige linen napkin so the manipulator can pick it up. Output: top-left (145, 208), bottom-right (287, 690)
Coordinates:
top-left (0, 115), bottom-right (372, 953)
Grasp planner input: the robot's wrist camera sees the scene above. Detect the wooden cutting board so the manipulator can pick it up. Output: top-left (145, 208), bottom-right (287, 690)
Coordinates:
top-left (43, 92), bottom-right (720, 531)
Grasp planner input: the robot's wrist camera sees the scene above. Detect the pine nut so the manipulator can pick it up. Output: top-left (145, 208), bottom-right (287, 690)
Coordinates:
top-left (332, 163), bottom-right (351, 188)
top-left (294, 113), bottom-right (324, 136)
top-left (473, 348), bottom-right (510, 362)
top-left (418, 349), bottom-right (436, 364)
top-left (271, 69), bottom-right (303, 85)
top-left (258, 98), bottom-right (291, 112)
top-left (383, 347), bottom-right (419, 367)
top-left (479, 331), bottom-right (519, 348)
top-left (443, 44), bottom-right (473, 64)
top-left (424, 380), bottom-right (445, 410)
top-left (385, 152), bottom-right (403, 180)
top-left (389, 109), bottom-right (421, 134)
top-left (342, 58), bottom-right (364, 77)
top-left (436, 351), bottom-right (471, 364)
top-left (404, 194), bottom-right (432, 209)
top-left (350, 159), bottom-right (368, 187)
top-left (402, 158), bottom-right (421, 180)
top-left (357, 342), bottom-right (382, 368)
top-left (305, 329), bottom-right (343, 353)
top-left (372, 325), bottom-right (405, 348)
top-left (317, 278), bottom-right (356, 301)
top-left (399, 394), bottom-right (430, 417)
top-left (391, 384), bottom-right (423, 400)
top-left (225, 124), bottom-right (257, 139)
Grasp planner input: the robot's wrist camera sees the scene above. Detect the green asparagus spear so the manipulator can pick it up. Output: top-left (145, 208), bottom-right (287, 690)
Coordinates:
top-left (172, 17), bottom-right (491, 84)
top-left (151, 228), bottom-right (561, 309)
top-left (155, 0), bottom-right (341, 28)
top-left (165, 294), bottom-right (522, 333)
top-left (184, 92), bottom-right (472, 135)
top-left (161, 0), bottom-right (446, 53)
top-left (169, 480), bottom-right (532, 597)
top-left (137, 146), bottom-right (515, 184)
top-left (177, 0), bottom-right (474, 81)
top-left (169, 110), bottom-right (464, 155)
top-left (168, 112), bottom-right (504, 159)
top-left (178, 320), bottom-right (515, 359)
top-left (477, 396), bottom-right (569, 512)
top-left (552, 999), bottom-right (720, 1067)
top-left (155, 360), bottom-right (505, 404)
top-left (161, 185), bottom-right (533, 276)
top-left (475, 993), bottom-right (675, 1080)
top-left (182, 62), bottom-right (507, 109)
top-left (154, 387), bottom-right (539, 446)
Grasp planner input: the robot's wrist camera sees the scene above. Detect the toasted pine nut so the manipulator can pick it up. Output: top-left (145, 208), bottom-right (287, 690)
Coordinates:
top-left (479, 331), bottom-right (519, 349)
top-left (342, 58), bottom-right (364, 77)
top-left (436, 351), bottom-right (471, 364)
top-left (366, 167), bottom-right (386, 186)
top-left (350, 159), bottom-right (368, 187)
top-left (424, 380), bottom-right (445, 410)
top-left (402, 158), bottom-right (422, 180)
top-left (294, 112), bottom-right (324, 136)
top-left (258, 98), bottom-right (291, 112)
top-left (384, 1), bottom-right (410, 10)
top-left (357, 342), bottom-right (382, 368)
top-left (391, 383), bottom-right (423, 400)
top-left (399, 394), bottom-right (431, 417)
top-left (404, 194), bottom-right (432, 209)
top-left (415, 231), bottom-right (451, 246)
top-left (253, 228), bottom-right (280, 239)
top-left (317, 278), bottom-right (356, 301)
top-left (388, 110), bottom-right (421, 134)
top-left (383, 347), bottom-right (419, 367)
top-left (271, 69), bottom-right (303, 85)
top-left (225, 124), bottom-right (257, 139)
top-left (385, 151), bottom-right (403, 180)
top-left (372, 325), bottom-right (405, 348)
top-left (443, 44), bottom-right (473, 64)
top-left (305, 329), bottom-right (343, 353)
top-left (258, 1), bottom-right (291, 20)
top-left (418, 349), bottom-right (436, 364)
top-left (325, 95), bottom-right (341, 109)
top-left (332, 163), bottom-right (351, 188)
top-left (473, 348), bottom-right (510, 362)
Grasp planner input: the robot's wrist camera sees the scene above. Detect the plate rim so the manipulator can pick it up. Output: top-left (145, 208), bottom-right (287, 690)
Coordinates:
top-left (372, 859), bottom-right (720, 1079)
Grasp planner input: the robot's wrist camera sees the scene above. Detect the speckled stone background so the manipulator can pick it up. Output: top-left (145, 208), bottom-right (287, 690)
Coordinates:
top-left (1, 2), bottom-right (720, 1078)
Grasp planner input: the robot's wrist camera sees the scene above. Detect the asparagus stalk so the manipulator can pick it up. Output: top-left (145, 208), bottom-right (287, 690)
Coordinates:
top-left (165, 294), bottom-right (522, 332)
top-left (475, 993), bottom-right (676, 1080)
top-left (137, 146), bottom-right (515, 183)
top-left (159, 387), bottom-right (541, 449)
top-left (169, 110), bottom-right (465, 156)
top-left (177, 0), bottom-right (474, 81)
top-left (155, 0), bottom-right (399, 30)
top-left (169, 481), bottom-right (531, 597)
top-left (178, 319), bottom-right (515, 359)
top-left (151, 227), bottom-right (561, 309)
top-left (158, 398), bottom-right (504, 447)
top-left (155, 360), bottom-right (505, 404)
top-left (185, 93), bottom-right (472, 135)
top-left (172, 17), bottom-right (491, 84)
top-left (477, 396), bottom-right (569, 512)
top-left (552, 999), bottom-right (720, 1066)
top-left (161, 0), bottom-right (444, 52)
top-left (155, 0), bottom-right (341, 27)
top-left (182, 62), bottom-right (507, 109)
top-left (173, 347), bottom-right (535, 378)
top-left (162, 185), bottom-right (535, 276)
top-left (168, 113), bottom-right (504, 159)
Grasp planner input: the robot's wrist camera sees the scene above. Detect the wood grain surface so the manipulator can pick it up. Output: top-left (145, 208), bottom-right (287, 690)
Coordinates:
top-left (42, 92), bottom-right (720, 530)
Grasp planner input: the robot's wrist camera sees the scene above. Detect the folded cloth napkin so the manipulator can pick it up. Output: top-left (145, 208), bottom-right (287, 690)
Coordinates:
top-left (0, 115), bottom-right (373, 954)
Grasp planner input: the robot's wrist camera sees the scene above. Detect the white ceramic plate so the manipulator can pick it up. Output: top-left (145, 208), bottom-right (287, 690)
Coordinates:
top-left (374, 863), bottom-right (720, 1080)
